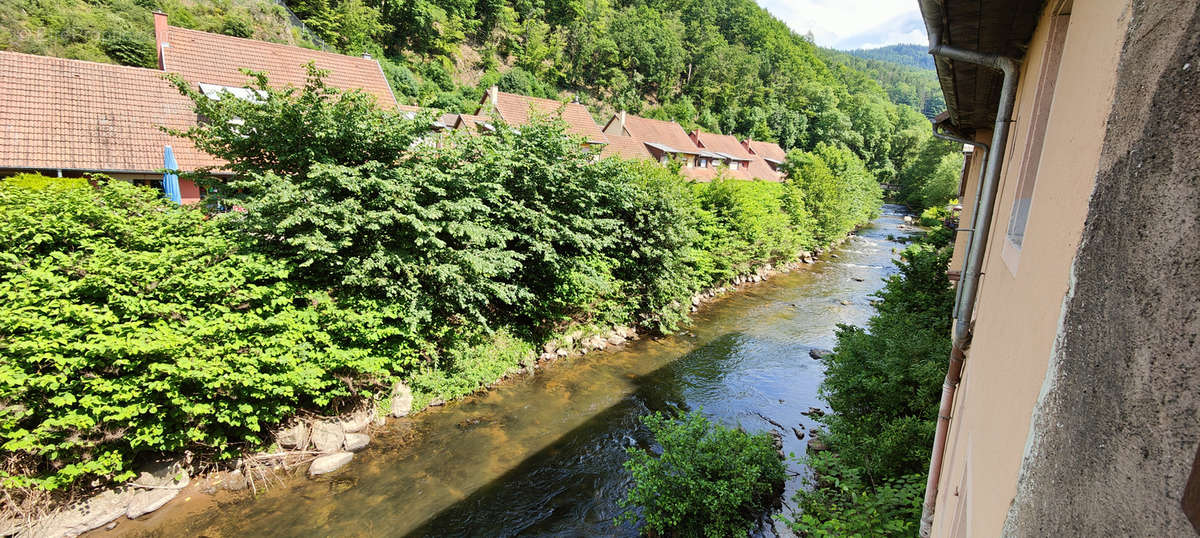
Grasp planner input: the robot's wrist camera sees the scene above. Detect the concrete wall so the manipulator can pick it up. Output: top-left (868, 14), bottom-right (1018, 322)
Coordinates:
top-left (1003, 0), bottom-right (1200, 534)
top-left (930, 1), bottom-right (1133, 535)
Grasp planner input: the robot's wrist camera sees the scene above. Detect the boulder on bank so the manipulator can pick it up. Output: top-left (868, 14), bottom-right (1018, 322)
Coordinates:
top-left (343, 433), bottom-right (370, 452)
top-left (277, 422), bottom-right (309, 449)
top-left (308, 452), bottom-right (354, 477)
top-left (224, 469), bottom-right (248, 491)
top-left (391, 382), bottom-right (414, 418)
top-left (807, 437), bottom-right (829, 453)
top-left (337, 407), bottom-right (376, 433)
top-left (310, 421), bottom-right (345, 453)
top-left (126, 488), bottom-right (179, 520)
top-left (20, 488), bottom-right (136, 537)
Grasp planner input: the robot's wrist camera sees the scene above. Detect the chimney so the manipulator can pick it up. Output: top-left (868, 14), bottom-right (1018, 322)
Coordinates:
top-left (488, 85), bottom-right (499, 108)
top-left (362, 52), bottom-right (372, 59)
top-left (619, 110), bottom-right (627, 133)
top-left (153, 11), bottom-right (169, 70)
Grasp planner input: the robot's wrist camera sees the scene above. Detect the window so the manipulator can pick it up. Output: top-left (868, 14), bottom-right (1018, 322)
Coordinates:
top-left (729, 161), bottom-right (739, 170)
top-left (1003, 2), bottom-right (1071, 272)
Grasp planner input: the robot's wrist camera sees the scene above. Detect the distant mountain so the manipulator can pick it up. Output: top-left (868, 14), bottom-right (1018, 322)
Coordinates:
top-left (846, 44), bottom-right (935, 71)
top-left (819, 46), bottom-right (944, 119)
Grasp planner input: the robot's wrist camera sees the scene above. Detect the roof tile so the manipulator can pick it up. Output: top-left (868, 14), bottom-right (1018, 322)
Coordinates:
top-left (163, 26), bottom-right (397, 107)
top-left (0, 51), bottom-right (220, 172)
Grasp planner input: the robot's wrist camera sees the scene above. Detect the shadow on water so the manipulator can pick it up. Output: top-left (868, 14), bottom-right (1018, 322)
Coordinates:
top-left (408, 332), bottom-right (746, 537)
top-left (105, 205), bottom-right (915, 538)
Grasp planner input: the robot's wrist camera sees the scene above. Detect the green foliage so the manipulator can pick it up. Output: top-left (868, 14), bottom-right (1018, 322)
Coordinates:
top-left (788, 453), bottom-right (923, 537)
top-left (0, 0), bottom-right (311, 67)
top-left (918, 153), bottom-right (964, 210)
top-left (790, 231), bottom-right (953, 534)
top-left (620, 411), bottom-right (786, 537)
top-left (897, 136), bottom-right (962, 211)
top-left (1, 66), bottom-right (886, 495)
top-left (0, 176), bottom-right (408, 491)
top-left (846, 45), bottom-right (935, 70)
top-left (691, 179), bottom-right (810, 285)
top-left (408, 330), bottom-right (533, 408)
top-left (816, 242), bottom-right (953, 480)
top-left (782, 143), bottom-right (883, 246)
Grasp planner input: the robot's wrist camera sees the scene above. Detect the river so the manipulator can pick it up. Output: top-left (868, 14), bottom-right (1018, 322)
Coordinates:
top-left (109, 205), bottom-right (915, 537)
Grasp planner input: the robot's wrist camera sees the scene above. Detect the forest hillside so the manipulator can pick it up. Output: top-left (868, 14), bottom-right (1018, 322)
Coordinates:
top-left (1, 0), bottom-right (955, 184)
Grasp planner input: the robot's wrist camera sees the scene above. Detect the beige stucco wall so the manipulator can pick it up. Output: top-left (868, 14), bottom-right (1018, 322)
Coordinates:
top-left (930, 1), bottom-right (1131, 536)
top-left (948, 140), bottom-right (987, 274)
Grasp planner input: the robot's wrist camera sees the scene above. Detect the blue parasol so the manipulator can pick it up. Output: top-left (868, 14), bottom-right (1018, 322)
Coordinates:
top-left (162, 145), bottom-right (182, 204)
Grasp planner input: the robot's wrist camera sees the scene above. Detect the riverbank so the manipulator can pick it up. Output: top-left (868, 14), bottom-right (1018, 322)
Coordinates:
top-left (4, 245), bottom-right (841, 538)
top-left (64, 206), bottom-right (913, 537)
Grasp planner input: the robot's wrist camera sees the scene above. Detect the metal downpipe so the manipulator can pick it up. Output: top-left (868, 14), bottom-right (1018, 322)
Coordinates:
top-left (918, 39), bottom-right (1020, 537)
top-left (930, 120), bottom-right (989, 319)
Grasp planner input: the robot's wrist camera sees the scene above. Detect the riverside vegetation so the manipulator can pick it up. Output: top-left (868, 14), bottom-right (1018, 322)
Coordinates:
top-left (1, 0), bottom-right (967, 530)
top-left (786, 214), bottom-right (956, 536)
top-left (0, 69), bottom-right (882, 520)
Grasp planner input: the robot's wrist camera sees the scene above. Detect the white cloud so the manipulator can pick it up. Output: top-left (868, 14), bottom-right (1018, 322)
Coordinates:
top-left (756, 0), bottom-right (929, 50)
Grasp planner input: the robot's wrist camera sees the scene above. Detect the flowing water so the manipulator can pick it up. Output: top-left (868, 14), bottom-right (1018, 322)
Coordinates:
top-left (112, 205), bottom-right (914, 537)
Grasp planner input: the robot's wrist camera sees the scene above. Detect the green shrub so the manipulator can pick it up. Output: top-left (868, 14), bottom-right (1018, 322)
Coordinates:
top-left (814, 243), bottom-right (952, 480)
top-left (783, 143), bottom-right (882, 246)
top-left (0, 176), bottom-right (411, 491)
top-left (170, 68), bottom-right (705, 336)
top-left (790, 231), bottom-right (952, 534)
top-left (620, 411), bottom-right (786, 537)
top-left (788, 453), bottom-right (923, 537)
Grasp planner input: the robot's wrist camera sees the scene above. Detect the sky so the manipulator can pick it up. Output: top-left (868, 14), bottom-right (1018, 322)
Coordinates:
top-left (757, 0), bottom-right (928, 50)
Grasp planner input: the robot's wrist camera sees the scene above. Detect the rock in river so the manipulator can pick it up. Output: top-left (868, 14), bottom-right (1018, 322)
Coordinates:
top-left (809, 348), bottom-right (833, 360)
top-left (391, 382), bottom-right (414, 418)
top-left (309, 452), bottom-right (354, 477)
top-left (343, 433), bottom-right (370, 452)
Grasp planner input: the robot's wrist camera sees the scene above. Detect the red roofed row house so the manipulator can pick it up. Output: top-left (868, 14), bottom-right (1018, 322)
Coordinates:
top-left (0, 12), bottom-right (398, 202)
top-left (457, 88), bottom-right (787, 182)
top-left (0, 13), bottom-right (785, 203)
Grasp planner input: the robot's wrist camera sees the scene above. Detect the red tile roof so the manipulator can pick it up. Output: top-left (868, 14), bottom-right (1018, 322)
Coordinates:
top-left (691, 130), bottom-right (753, 162)
top-left (746, 158), bottom-right (782, 181)
top-left (0, 51), bottom-right (220, 173)
top-left (162, 26), bottom-right (397, 107)
top-left (477, 89), bottom-right (607, 143)
top-left (599, 134), bottom-right (651, 160)
top-left (452, 113), bottom-right (496, 132)
top-left (607, 114), bottom-right (700, 154)
top-left (744, 139), bottom-right (787, 164)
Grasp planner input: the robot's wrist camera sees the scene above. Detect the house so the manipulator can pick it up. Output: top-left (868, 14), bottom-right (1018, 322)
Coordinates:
top-left (152, 12), bottom-right (398, 109)
top-left (742, 139), bottom-right (787, 175)
top-left (687, 129), bottom-right (786, 182)
top-left (688, 130), bottom-right (754, 179)
top-left (0, 12), bottom-right (399, 202)
top-left (0, 51), bottom-right (219, 202)
top-left (915, 0), bottom-right (1199, 536)
top-left (602, 112), bottom-right (708, 169)
top-left (474, 86), bottom-right (608, 146)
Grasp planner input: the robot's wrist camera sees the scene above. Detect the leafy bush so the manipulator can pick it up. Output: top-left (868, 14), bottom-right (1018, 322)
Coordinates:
top-left (815, 243), bottom-right (952, 480)
top-left (0, 176), bottom-right (408, 491)
top-left (919, 204), bottom-right (951, 227)
top-left (790, 230), bottom-right (953, 534)
top-left (783, 143), bottom-right (882, 247)
top-left (170, 68), bottom-right (712, 336)
top-left (788, 453), bottom-right (923, 537)
top-left (620, 411), bottom-right (786, 537)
